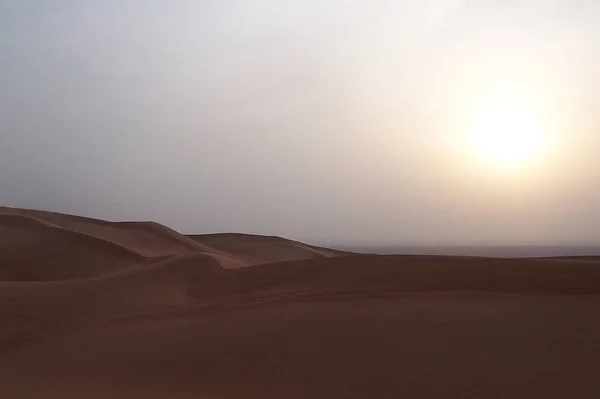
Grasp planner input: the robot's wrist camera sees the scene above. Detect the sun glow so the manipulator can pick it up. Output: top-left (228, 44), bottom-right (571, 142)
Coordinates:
top-left (468, 93), bottom-right (549, 171)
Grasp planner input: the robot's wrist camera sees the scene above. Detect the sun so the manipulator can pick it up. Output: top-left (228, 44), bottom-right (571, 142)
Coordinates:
top-left (469, 95), bottom-right (547, 171)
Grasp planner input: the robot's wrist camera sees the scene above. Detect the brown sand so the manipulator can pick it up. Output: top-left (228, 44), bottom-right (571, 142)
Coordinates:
top-left (1, 206), bottom-right (600, 398)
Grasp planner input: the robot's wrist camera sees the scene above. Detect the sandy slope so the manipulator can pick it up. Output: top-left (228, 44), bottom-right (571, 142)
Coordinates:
top-left (0, 206), bottom-right (229, 257)
top-left (0, 206), bottom-right (343, 280)
top-left (188, 233), bottom-right (346, 265)
top-left (1, 207), bottom-right (600, 398)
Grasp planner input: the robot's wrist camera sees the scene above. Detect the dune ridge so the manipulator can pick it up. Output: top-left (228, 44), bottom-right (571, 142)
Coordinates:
top-left (0, 206), bottom-right (343, 281)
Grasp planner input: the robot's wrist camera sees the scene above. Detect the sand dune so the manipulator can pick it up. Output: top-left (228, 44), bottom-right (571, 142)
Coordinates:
top-left (1, 207), bottom-right (600, 398)
top-left (0, 206), bottom-right (223, 257)
top-left (0, 214), bottom-right (143, 281)
top-left (0, 206), bottom-right (341, 280)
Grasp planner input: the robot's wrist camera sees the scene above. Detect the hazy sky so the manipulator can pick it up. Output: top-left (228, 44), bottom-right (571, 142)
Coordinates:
top-left (1, 0), bottom-right (599, 245)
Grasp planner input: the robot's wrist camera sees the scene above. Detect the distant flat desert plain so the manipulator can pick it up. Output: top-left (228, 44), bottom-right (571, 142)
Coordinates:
top-left (1, 206), bottom-right (600, 398)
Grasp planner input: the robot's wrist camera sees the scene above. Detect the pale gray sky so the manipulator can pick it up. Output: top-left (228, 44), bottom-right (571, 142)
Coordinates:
top-left (1, 1), bottom-right (599, 245)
